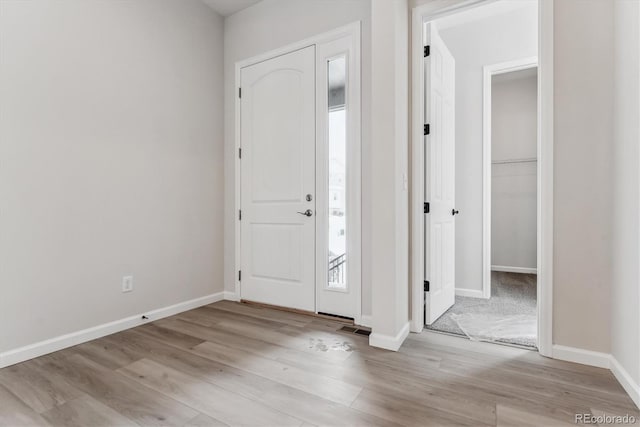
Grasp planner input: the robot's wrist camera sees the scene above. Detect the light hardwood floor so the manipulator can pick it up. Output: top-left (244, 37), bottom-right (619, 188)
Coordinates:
top-left (0, 300), bottom-right (637, 426)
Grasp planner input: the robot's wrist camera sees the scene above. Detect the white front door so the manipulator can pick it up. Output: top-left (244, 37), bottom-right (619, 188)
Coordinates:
top-left (240, 46), bottom-right (316, 312)
top-left (425, 23), bottom-right (456, 325)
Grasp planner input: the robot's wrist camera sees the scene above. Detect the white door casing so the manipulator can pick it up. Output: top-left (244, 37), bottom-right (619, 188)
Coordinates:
top-left (425, 23), bottom-right (456, 325)
top-left (240, 46), bottom-right (316, 312)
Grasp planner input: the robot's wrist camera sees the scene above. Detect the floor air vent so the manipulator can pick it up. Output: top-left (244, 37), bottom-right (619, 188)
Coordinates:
top-left (339, 325), bottom-right (372, 336)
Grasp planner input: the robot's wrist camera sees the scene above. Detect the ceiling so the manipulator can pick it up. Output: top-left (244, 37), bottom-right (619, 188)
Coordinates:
top-left (201, 0), bottom-right (262, 17)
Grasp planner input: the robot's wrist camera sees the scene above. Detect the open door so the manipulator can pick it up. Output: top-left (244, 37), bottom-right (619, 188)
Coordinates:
top-left (425, 23), bottom-right (456, 325)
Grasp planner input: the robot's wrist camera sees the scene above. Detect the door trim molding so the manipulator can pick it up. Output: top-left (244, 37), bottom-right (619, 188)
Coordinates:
top-left (234, 22), bottom-right (362, 320)
top-left (482, 57), bottom-right (538, 300)
top-left (410, 0), bottom-right (554, 358)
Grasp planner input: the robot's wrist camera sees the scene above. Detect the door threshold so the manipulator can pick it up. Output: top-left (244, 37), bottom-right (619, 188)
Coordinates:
top-left (240, 299), bottom-right (354, 324)
top-left (422, 327), bottom-right (538, 352)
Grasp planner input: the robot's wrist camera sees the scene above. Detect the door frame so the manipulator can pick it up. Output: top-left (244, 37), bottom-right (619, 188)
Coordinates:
top-left (233, 22), bottom-right (363, 324)
top-left (482, 57), bottom-right (538, 300)
top-left (410, 0), bottom-right (554, 357)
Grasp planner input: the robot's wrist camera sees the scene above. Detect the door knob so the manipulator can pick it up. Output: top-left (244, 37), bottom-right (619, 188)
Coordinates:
top-left (452, 209), bottom-right (459, 216)
top-left (306, 194), bottom-right (313, 202)
top-left (297, 209), bottom-right (313, 217)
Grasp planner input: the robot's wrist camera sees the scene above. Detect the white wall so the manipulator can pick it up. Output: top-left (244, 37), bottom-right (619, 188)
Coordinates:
top-left (223, 0), bottom-right (373, 314)
top-left (370, 0), bottom-right (410, 348)
top-left (437, 2), bottom-right (538, 291)
top-left (491, 72), bottom-right (537, 271)
top-left (553, 0), bottom-right (613, 354)
top-left (0, 0), bottom-right (225, 353)
top-left (611, 0), bottom-right (640, 393)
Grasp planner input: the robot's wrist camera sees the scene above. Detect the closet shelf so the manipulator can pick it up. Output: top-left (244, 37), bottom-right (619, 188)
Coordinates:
top-left (492, 157), bottom-right (537, 165)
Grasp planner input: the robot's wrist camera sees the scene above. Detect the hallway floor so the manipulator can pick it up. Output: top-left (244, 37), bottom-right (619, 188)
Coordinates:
top-left (426, 272), bottom-right (537, 348)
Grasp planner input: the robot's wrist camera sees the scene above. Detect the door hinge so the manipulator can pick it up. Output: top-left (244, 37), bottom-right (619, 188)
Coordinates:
top-left (239, 210), bottom-right (242, 220)
top-left (238, 270), bottom-right (242, 281)
top-left (424, 45), bottom-right (430, 57)
top-left (424, 280), bottom-right (430, 292)
top-left (424, 202), bottom-right (430, 214)
top-left (238, 87), bottom-right (242, 98)
top-left (239, 148), bottom-right (242, 159)
top-left (424, 124), bottom-right (430, 135)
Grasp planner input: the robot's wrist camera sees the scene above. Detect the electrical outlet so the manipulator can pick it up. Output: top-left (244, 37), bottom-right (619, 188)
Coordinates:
top-left (122, 276), bottom-right (133, 293)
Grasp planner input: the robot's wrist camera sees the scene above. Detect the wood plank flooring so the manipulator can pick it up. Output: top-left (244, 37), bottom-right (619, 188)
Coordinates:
top-left (0, 300), bottom-right (637, 426)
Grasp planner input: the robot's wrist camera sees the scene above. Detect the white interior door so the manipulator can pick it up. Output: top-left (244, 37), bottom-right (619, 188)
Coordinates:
top-left (240, 46), bottom-right (316, 312)
top-left (425, 23), bottom-right (456, 325)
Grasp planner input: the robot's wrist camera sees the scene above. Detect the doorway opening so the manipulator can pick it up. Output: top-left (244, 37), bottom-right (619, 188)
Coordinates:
top-left (428, 63), bottom-right (539, 349)
top-left (411, 0), bottom-right (550, 352)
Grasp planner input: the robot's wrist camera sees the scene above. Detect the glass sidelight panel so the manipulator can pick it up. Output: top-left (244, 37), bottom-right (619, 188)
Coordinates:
top-left (327, 56), bottom-right (347, 289)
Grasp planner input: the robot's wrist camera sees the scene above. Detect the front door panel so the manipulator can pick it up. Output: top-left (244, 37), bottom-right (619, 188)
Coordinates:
top-left (240, 46), bottom-right (316, 311)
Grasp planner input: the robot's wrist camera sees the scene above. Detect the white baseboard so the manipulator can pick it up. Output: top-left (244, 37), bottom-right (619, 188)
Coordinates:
top-left (357, 314), bottom-right (372, 328)
top-left (552, 346), bottom-right (639, 409)
top-left (491, 265), bottom-right (537, 274)
top-left (552, 344), bottom-right (611, 369)
top-left (223, 291), bottom-right (240, 301)
top-left (369, 321), bottom-right (410, 351)
top-left (455, 288), bottom-right (485, 298)
top-left (0, 292), bottom-right (224, 369)
top-left (610, 356), bottom-right (640, 409)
